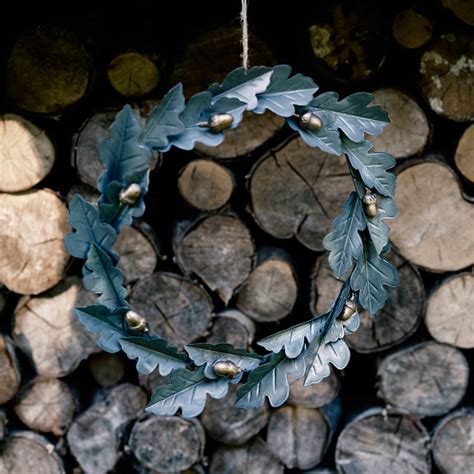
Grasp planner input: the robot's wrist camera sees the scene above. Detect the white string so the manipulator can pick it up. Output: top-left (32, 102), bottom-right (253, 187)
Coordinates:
top-left (241, 0), bottom-right (249, 70)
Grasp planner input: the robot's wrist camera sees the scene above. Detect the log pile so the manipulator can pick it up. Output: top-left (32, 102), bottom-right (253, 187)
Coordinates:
top-left (0, 3), bottom-right (473, 472)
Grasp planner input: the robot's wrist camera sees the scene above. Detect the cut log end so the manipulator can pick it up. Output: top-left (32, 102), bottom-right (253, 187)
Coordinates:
top-left (0, 336), bottom-right (21, 405)
top-left (206, 309), bottom-right (256, 349)
top-left (392, 9), bottom-right (433, 49)
top-left (88, 352), bottom-right (125, 388)
top-left (455, 124), bottom-right (474, 183)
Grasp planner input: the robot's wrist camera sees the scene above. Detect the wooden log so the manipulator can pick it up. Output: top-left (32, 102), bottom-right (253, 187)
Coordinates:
top-left (0, 335), bottom-right (21, 405)
top-left (178, 159), bottom-right (234, 211)
top-left (206, 309), bottom-right (256, 348)
top-left (0, 285), bottom-right (6, 316)
top-left (14, 377), bottom-right (76, 436)
top-left (376, 341), bottom-right (469, 417)
top-left (128, 414), bottom-right (205, 472)
top-left (335, 408), bottom-right (431, 473)
top-left (236, 248), bottom-right (298, 323)
top-left (13, 276), bottom-right (98, 377)
top-left (0, 410), bottom-right (6, 441)
top-left (420, 30), bottom-right (474, 121)
top-left (129, 272), bottom-right (213, 346)
top-left (66, 183), bottom-right (100, 205)
top-left (442, 0), bottom-right (474, 26)
top-left (89, 352), bottom-right (125, 388)
top-left (454, 124), bottom-right (474, 183)
top-left (425, 273), bottom-right (474, 349)
top-left (390, 160), bottom-right (474, 272)
top-left (210, 438), bottom-right (284, 474)
top-left (107, 51), bottom-right (160, 98)
top-left (249, 137), bottom-right (352, 251)
top-left (174, 214), bottom-right (255, 304)
top-left (369, 88), bottom-right (430, 159)
top-left (138, 369), bottom-right (168, 394)
top-left (392, 8), bottom-right (433, 49)
top-left (0, 431), bottom-right (65, 473)
top-left (432, 408), bottom-right (474, 473)
top-left (0, 114), bottom-right (55, 192)
top-left (311, 252), bottom-right (424, 353)
top-left (0, 189), bottom-right (70, 295)
top-left (6, 25), bottom-right (92, 115)
top-left (200, 384), bottom-right (269, 446)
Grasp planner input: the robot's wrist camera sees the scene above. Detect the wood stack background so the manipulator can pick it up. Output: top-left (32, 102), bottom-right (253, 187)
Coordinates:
top-left (0, 1), bottom-right (473, 472)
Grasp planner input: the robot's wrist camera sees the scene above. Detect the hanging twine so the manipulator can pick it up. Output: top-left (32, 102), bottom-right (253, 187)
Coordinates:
top-left (241, 0), bottom-right (249, 70)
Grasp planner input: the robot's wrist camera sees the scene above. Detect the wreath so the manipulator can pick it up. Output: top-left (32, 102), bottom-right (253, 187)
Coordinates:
top-left (65, 65), bottom-right (398, 417)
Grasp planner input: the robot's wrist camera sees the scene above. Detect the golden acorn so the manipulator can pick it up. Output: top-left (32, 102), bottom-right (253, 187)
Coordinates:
top-left (119, 183), bottom-right (141, 206)
top-left (340, 296), bottom-right (357, 321)
top-left (212, 360), bottom-right (241, 378)
top-left (298, 111), bottom-right (323, 131)
top-left (125, 310), bottom-right (149, 332)
top-left (203, 113), bottom-right (234, 132)
top-left (362, 191), bottom-right (378, 218)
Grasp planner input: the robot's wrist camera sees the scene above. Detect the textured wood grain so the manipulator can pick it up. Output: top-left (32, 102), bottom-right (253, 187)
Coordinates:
top-left (88, 352), bottom-right (125, 388)
top-left (454, 124), bottom-right (474, 182)
top-left (392, 9), bottom-right (432, 49)
top-left (206, 309), bottom-right (256, 349)
top-left (0, 336), bottom-right (21, 405)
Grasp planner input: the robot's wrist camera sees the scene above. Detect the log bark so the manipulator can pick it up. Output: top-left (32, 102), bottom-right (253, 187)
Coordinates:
top-left (442, 0), bottom-right (474, 26)
top-left (174, 214), bottom-right (255, 304)
top-left (249, 137), bottom-right (352, 251)
top-left (392, 8), bottom-right (433, 49)
top-left (390, 159), bottom-right (474, 272)
top-left (128, 414), bottom-right (205, 472)
top-left (376, 341), bottom-right (469, 417)
top-left (206, 309), bottom-right (256, 349)
top-left (6, 25), bottom-right (92, 115)
top-left (13, 276), bottom-right (98, 377)
top-left (335, 408), bottom-right (431, 473)
top-left (0, 114), bottom-right (55, 192)
top-left (0, 335), bottom-right (21, 405)
top-left (178, 159), bottom-right (234, 211)
top-left (129, 272), bottom-right (213, 346)
top-left (425, 272), bottom-right (474, 348)
top-left (432, 408), bottom-right (474, 473)
top-left (455, 124), bottom-right (474, 183)
top-left (369, 88), bottom-right (430, 159)
top-left (14, 377), bottom-right (76, 436)
top-left (0, 189), bottom-right (70, 295)
top-left (311, 252), bottom-right (424, 353)
top-left (88, 352), bottom-right (125, 388)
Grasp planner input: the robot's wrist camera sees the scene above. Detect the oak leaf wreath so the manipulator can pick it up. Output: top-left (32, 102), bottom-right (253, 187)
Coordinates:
top-left (65, 65), bottom-right (398, 417)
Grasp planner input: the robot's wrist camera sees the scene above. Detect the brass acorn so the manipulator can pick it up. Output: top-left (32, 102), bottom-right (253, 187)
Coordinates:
top-left (212, 360), bottom-right (241, 378)
top-left (340, 296), bottom-right (357, 321)
top-left (125, 310), bottom-right (149, 332)
top-left (362, 191), bottom-right (378, 218)
top-left (298, 111), bottom-right (323, 131)
top-left (202, 113), bottom-right (234, 132)
top-left (119, 183), bottom-right (142, 206)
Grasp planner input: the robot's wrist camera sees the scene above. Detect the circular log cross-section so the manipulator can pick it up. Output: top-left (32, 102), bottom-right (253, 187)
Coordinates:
top-left (426, 273), bottom-right (474, 348)
top-left (432, 408), bottom-right (474, 473)
top-left (129, 272), bottom-right (213, 346)
top-left (442, 0), bottom-right (474, 26)
top-left (178, 159), bottom-right (234, 211)
top-left (88, 352), bottom-right (125, 388)
top-left (249, 137), bottom-right (352, 251)
top-left (0, 189), bottom-right (70, 295)
top-left (206, 309), bottom-right (256, 349)
top-left (0, 336), bottom-right (21, 405)
top-left (455, 124), bottom-right (474, 183)
top-left (175, 214), bottom-right (255, 304)
top-left (129, 415), bottom-right (205, 472)
top-left (0, 114), bottom-right (55, 192)
top-left (335, 408), bottom-right (431, 473)
top-left (390, 160), bottom-right (474, 272)
top-left (392, 9), bottom-right (433, 49)
top-left (369, 89), bottom-right (430, 159)
top-left (376, 341), bottom-right (469, 417)
top-left (6, 25), bottom-right (92, 115)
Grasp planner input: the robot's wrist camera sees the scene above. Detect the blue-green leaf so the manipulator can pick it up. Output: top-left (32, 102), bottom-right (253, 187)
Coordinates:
top-left (365, 195), bottom-right (397, 254)
top-left (253, 65), bottom-right (318, 117)
top-left (120, 337), bottom-right (189, 376)
top-left (146, 367), bottom-right (230, 417)
top-left (323, 192), bottom-right (366, 279)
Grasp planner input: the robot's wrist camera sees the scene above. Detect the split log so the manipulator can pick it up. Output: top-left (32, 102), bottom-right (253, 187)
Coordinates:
top-left (390, 160), bottom-right (474, 272)
top-left (174, 214), bottom-right (255, 304)
top-left (454, 124), bottom-right (474, 183)
top-left (200, 384), bottom-right (269, 446)
top-left (0, 431), bottom-right (65, 473)
top-left (13, 276), bottom-right (98, 377)
top-left (128, 414), bottom-right (205, 472)
top-left (107, 52), bottom-right (160, 97)
top-left (442, 0), bottom-right (474, 26)
top-left (0, 114), bottom-right (55, 192)
top-left (249, 137), bottom-right (352, 251)
top-left (89, 352), bottom-right (125, 388)
top-left (311, 252), bottom-right (424, 353)
top-left (425, 273), bottom-right (474, 348)
top-left (335, 408), bottom-right (431, 473)
top-left (129, 272), bottom-right (213, 346)
top-left (178, 159), bottom-right (234, 211)
top-left (419, 30), bottom-right (474, 121)
top-left (0, 336), bottom-right (21, 404)
top-left (369, 89), bottom-right (430, 159)
top-left (0, 189), bottom-right (70, 295)
top-left (67, 383), bottom-right (147, 474)
top-left (210, 438), bottom-right (284, 474)
top-left (14, 377), bottom-right (76, 436)
top-left (392, 8), bottom-right (433, 49)
top-left (6, 25), bottom-right (92, 115)
top-left (236, 248), bottom-right (298, 323)
top-left (432, 408), bottom-right (474, 473)
top-left (376, 341), bottom-right (469, 417)
top-left (206, 309), bottom-right (256, 348)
